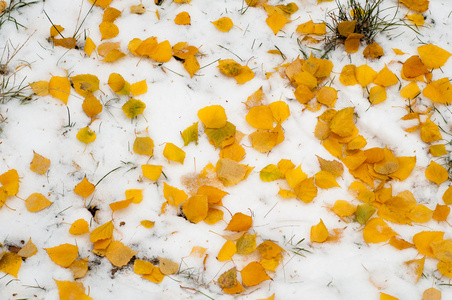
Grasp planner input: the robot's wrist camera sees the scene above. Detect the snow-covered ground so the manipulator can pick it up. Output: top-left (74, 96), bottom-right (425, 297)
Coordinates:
top-left (1, 0), bottom-right (452, 299)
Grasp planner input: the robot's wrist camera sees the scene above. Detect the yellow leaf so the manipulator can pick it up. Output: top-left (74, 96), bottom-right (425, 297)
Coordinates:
top-left (314, 171), bottom-right (340, 189)
top-left (338, 20), bottom-right (356, 37)
top-left (140, 220), bottom-right (155, 228)
top-left (390, 156), bottom-right (416, 181)
top-left (241, 261), bottom-right (271, 287)
top-left (134, 259), bottom-right (155, 275)
top-left (332, 200), bottom-right (356, 218)
top-left (0, 252), bottom-right (21, 278)
top-left (18, 238), bottom-right (37, 258)
top-left (182, 195), bottom-right (208, 223)
top-left (204, 208), bottom-right (224, 225)
top-left (125, 189), bottom-right (143, 204)
top-left (218, 59), bottom-right (243, 77)
top-left (142, 267), bottom-right (165, 283)
top-left (285, 165), bottom-right (307, 189)
top-left (294, 84), bottom-right (315, 104)
top-left (356, 202), bottom-right (376, 224)
top-left (163, 143), bottom-right (185, 164)
top-left (225, 212), bottom-right (252, 232)
top-left (373, 65), bottom-right (399, 87)
top-left (316, 86), bottom-right (337, 107)
top-left (393, 48), bottom-right (405, 55)
top-left (149, 40), bottom-right (172, 63)
top-left (418, 44), bottom-right (451, 70)
top-left (421, 119), bottom-right (442, 143)
top-left (356, 65), bottom-right (377, 87)
top-left (142, 165), bottom-right (162, 181)
top-left (339, 64), bottom-right (358, 86)
top-left (425, 161), bottom-right (449, 186)
top-left (399, 0), bottom-right (428, 12)
top-left (266, 12), bottom-right (287, 35)
top-left (257, 240), bottom-right (284, 259)
top-left (249, 129), bottom-right (279, 153)
top-left (30, 151), bottom-right (50, 175)
top-left (220, 141), bottom-right (246, 162)
top-left (163, 182), bottom-right (188, 206)
top-left (369, 85), bottom-right (387, 105)
top-left (400, 81), bottom-right (421, 99)
top-left (432, 204), bottom-right (450, 221)
top-left (329, 107), bottom-right (356, 137)
top-left (268, 101), bottom-right (290, 123)
top-left (25, 193), bottom-right (52, 212)
top-left (205, 122), bottom-right (236, 148)
top-left (190, 246), bottom-right (207, 257)
top-left (408, 204), bottom-right (433, 223)
top-left (29, 81), bottom-right (49, 96)
top-left (373, 147), bottom-right (399, 175)
top-left (293, 71), bottom-right (318, 90)
top-left (71, 74), bottom-right (100, 97)
top-left (422, 287), bottom-right (441, 300)
top-left (363, 42), bottom-right (384, 59)
top-left (82, 94), bottom-right (103, 119)
top-left (76, 127), bottom-right (96, 144)
top-left (122, 98), bottom-right (146, 118)
top-left (378, 192), bottom-right (416, 224)
top-left (103, 7), bottom-right (121, 22)
top-left (106, 241), bottom-right (138, 267)
top-left (380, 293), bottom-right (399, 300)
top-left (159, 257), bottom-right (179, 275)
top-left (50, 24), bottom-right (64, 37)
top-left (69, 219), bottom-right (90, 235)
top-left (413, 231), bottom-right (444, 257)
top-left (69, 259), bottom-right (88, 279)
top-left (87, 0), bottom-right (112, 8)
top-left (423, 77), bottom-right (452, 104)
top-left (108, 73), bottom-right (126, 93)
top-left (130, 80), bottom-right (147, 96)
top-left (363, 217), bottom-right (396, 243)
top-left (429, 144), bottom-right (447, 157)
top-left (74, 176), bottom-right (95, 198)
top-left (197, 185), bottom-right (228, 204)
top-left (198, 105), bottom-right (227, 129)
top-left (101, 48), bottom-right (126, 62)
top-left (388, 236), bottom-right (413, 250)
top-left (133, 137), bottom-right (154, 156)
top-left (175, 11), bottom-right (191, 25)
top-left (55, 280), bottom-right (92, 300)
top-left (183, 54), bottom-right (200, 78)
top-left (236, 233), bottom-right (257, 255)
top-left (294, 177), bottom-right (317, 203)
top-left (216, 158), bottom-right (248, 186)
top-left (212, 17), bottom-right (233, 32)
top-left (438, 261), bottom-right (452, 278)
top-left (90, 221), bottom-right (114, 243)
top-left (310, 219), bottom-right (329, 243)
top-left (347, 135), bottom-right (367, 151)
top-left (234, 65), bottom-right (254, 84)
top-left (246, 105), bottom-right (274, 129)
top-left (217, 240), bottom-right (236, 261)
top-left (109, 198), bottom-right (133, 212)
top-left (278, 188), bottom-right (296, 198)
top-left (443, 186), bottom-right (452, 204)
top-left (181, 122), bottom-right (198, 146)
top-left (344, 33), bottom-right (364, 53)
top-left (45, 243), bottom-right (78, 268)
top-left (260, 164), bottom-right (283, 182)
top-left (431, 239), bottom-right (452, 262)
top-left (0, 169), bottom-right (19, 200)
top-left (49, 76), bottom-right (70, 104)
top-left (84, 37), bottom-right (96, 57)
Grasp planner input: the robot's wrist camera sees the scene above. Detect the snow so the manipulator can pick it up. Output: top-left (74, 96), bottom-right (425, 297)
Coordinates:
top-left (1, 0), bottom-right (452, 299)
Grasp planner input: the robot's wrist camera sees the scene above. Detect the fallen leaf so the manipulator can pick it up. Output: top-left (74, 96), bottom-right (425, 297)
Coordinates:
top-left (69, 219), bottom-right (90, 235)
top-left (182, 195), bottom-right (208, 223)
top-left (74, 176), bottom-right (95, 198)
top-left (159, 257), bottom-right (178, 275)
top-left (198, 105), bottom-right (227, 128)
top-left (240, 261), bottom-right (271, 286)
top-left (122, 98), bottom-right (146, 118)
top-left (30, 151), bottom-right (50, 175)
top-left (225, 212), bottom-right (252, 232)
top-left (413, 231), bottom-right (444, 257)
top-left (217, 240), bottom-right (236, 261)
top-left (17, 238), bottom-right (37, 258)
top-left (90, 221), bottom-right (114, 243)
top-left (55, 280), bottom-right (92, 300)
top-left (142, 165), bottom-right (163, 181)
top-left (25, 193), bottom-right (52, 212)
top-left (45, 243), bottom-right (78, 268)
top-left (76, 127), bottom-right (96, 144)
top-left (106, 241), bottom-right (138, 267)
top-left (0, 252), bottom-right (21, 277)
top-left (133, 137), bottom-right (154, 156)
top-left (212, 17), bottom-right (233, 32)
top-left (425, 161), bottom-right (449, 186)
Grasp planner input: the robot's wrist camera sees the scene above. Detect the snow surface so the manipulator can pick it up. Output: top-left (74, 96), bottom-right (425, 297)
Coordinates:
top-left (0, 0), bottom-right (452, 299)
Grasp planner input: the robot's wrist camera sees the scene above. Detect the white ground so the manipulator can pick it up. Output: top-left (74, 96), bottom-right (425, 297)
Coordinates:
top-left (1, 0), bottom-right (452, 299)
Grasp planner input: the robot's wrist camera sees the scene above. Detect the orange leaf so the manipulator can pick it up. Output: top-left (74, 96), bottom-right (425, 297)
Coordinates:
top-left (197, 185), bottom-right (228, 204)
top-left (418, 44), bottom-right (451, 70)
top-left (363, 217), bottom-right (396, 243)
top-left (182, 195), bottom-right (208, 223)
top-left (373, 65), bottom-right (398, 87)
top-left (82, 94), bottom-right (103, 119)
top-left (74, 176), bottom-right (95, 198)
top-left (212, 17), bottom-right (233, 32)
top-left (45, 244), bottom-right (78, 268)
top-left (310, 219), bottom-right (329, 243)
top-left (225, 212), bottom-right (252, 231)
top-left (175, 11), bottom-right (191, 25)
top-left (217, 240), bottom-right (236, 261)
top-left (163, 182), bottom-right (188, 206)
top-left (413, 231), bottom-right (444, 257)
top-left (240, 261), bottom-right (271, 287)
top-left (266, 12), bottom-right (287, 35)
top-left (49, 76), bottom-right (71, 104)
top-left (109, 198), bottom-right (133, 212)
